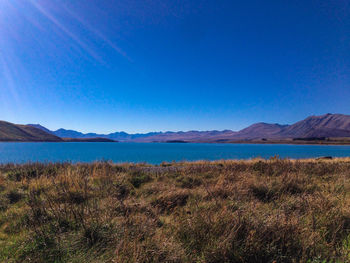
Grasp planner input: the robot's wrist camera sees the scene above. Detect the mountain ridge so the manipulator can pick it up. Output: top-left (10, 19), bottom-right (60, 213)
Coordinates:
top-left (25, 113), bottom-right (350, 142)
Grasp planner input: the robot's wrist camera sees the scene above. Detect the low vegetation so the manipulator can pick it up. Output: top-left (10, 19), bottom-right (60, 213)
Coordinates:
top-left (0, 158), bottom-right (350, 262)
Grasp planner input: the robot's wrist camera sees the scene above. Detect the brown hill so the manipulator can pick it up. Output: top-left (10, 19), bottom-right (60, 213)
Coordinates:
top-left (0, 121), bottom-right (62, 142)
top-left (227, 114), bottom-right (350, 140)
top-left (232, 123), bottom-right (287, 139)
top-left (278, 114), bottom-right (350, 138)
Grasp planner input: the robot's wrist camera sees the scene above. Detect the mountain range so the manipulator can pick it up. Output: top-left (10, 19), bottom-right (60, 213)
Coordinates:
top-left (1, 113), bottom-right (349, 142)
top-left (24, 113), bottom-right (350, 142)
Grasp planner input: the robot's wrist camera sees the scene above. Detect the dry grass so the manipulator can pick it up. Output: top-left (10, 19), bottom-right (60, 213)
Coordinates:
top-left (0, 158), bottom-right (350, 262)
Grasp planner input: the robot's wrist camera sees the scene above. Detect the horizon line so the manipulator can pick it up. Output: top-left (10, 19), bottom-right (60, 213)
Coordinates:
top-left (2, 112), bottom-right (346, 135)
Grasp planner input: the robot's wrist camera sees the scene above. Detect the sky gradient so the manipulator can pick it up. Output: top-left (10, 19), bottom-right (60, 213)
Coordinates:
top-left (0, 0), bottom-right (349, 133)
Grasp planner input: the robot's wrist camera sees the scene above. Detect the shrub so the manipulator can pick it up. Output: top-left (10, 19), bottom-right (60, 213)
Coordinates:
top-left (7, 190), bottom-right (23, 204)
top-left (151, 191), bottom-right (189, 213)
top-left (129, 171), bottom-right (151, 188)
top-left (176, 176), bottom-right (202, 188)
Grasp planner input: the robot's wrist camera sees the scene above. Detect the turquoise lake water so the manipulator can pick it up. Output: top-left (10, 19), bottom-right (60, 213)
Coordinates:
top-left (1, 142), bottom-right (350, 164)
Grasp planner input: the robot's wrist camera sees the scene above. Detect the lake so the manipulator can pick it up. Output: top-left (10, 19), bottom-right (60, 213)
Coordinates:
top-left (1, 142), bottom-right (350, 164)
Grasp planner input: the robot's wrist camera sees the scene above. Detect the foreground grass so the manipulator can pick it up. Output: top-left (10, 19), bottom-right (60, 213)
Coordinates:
top-left (0, 158), bottom-right (350, 262)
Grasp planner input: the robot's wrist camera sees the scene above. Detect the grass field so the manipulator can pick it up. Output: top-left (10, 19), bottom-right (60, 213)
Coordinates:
top-left (0, 158), bottom-right (350, 262)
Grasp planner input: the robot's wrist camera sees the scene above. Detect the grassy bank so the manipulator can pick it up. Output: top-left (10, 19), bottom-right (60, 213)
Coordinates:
top-left (0, 159), bottom-right (350, 262)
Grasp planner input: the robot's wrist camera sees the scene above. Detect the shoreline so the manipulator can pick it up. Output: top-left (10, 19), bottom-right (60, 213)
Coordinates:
top-left (1, 157), bottom-right (350, 166)
top-left (1, 140), bottom-right (350, 145)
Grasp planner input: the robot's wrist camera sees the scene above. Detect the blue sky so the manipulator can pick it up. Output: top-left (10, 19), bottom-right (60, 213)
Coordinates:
top-left (0, 0), bottom-right (349, 133)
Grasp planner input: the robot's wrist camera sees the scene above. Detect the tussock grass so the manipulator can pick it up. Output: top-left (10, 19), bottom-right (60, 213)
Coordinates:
top-left (0, 158), bottom-right (350, 262)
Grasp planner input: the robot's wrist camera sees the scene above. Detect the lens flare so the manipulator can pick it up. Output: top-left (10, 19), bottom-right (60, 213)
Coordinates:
top-left (0, 0), bottom-right (130, 112)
